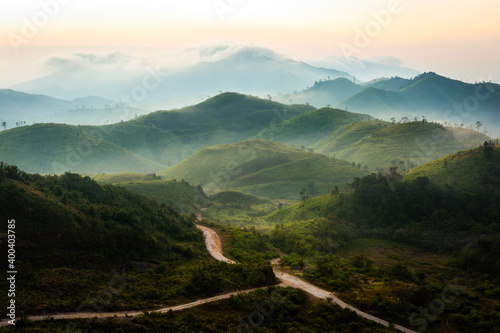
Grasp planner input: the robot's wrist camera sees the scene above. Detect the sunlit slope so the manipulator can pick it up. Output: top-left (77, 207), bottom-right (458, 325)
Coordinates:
top-left (405, 144), bottom-right (500, 191)
top-left (159, 140), bottom-right (369, 199)
top-left (313, 121), bottom-right (489, 168)
top-left (256, 107), bottom-right (372, 147)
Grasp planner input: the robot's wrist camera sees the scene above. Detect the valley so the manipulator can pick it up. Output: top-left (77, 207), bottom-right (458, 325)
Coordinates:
top-left (1, 65), bottom-right (499, 333)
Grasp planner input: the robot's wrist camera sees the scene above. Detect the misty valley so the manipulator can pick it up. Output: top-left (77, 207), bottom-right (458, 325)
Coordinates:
top-left (1, 46), bottom-right (500, 333)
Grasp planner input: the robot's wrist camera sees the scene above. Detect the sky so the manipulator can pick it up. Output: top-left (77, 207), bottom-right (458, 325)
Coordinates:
top-left (1, 0), bottom-right (500, 87)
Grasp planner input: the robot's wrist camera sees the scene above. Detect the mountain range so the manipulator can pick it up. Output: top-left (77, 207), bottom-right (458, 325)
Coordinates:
top-left (280, 73), bottom-right (500, 137)
top-left (10, 45), bottom-right (354, 110)
top-left (0, 89), bottom-right (149, 129)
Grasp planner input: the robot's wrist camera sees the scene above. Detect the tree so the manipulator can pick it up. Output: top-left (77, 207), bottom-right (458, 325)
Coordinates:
top-left (1, 121), bottom-right (6, 130)
top-left (299, 187), bottom-right (309, 202)
top-left (331, 186), bottom-right (339, 196)
top-left (390, 117), bottom-right (396, 125)
top-left (476, 121), bottom-right (483, 131)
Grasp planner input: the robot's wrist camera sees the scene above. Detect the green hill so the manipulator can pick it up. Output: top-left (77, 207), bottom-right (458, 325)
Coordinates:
top-left (210, 190), bottom-right (272, 205)
top-left (363, 77), bottom-right (412, 91)
top-left (313, 121), bottom-right (489, 168)
top-left (0, 163), bottom-right (276, 315)
top-left (0, 163), bottom-right (206, 312)
top-left (256, 107), bottom-right (372, 147)
top-left (0, 93), bottom-right (315, 174)
top-left (405, 144), bottom-right (500, 191)
top-left (0, 123), bottom-right (163, 174)
top-left (267, 145), bottom-right (500, 250)
top-left (264, 145), bottom-right (500, 333)
top-left (159, 140), bottom-right (369, 199)
top-left (0, 91), bottom-right (492, 176)
top-left (278, 78), bottom-right (364, 107)
top-left (93, 173), bottom-right (210, 214)
top-left (99, 93), bottom-right (315, 165)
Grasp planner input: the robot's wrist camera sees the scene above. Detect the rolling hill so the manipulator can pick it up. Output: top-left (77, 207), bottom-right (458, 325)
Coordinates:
top-left (276, 78), bottom-right (364, 107)
top-left (256, 107), bottom-right (372, 147)
top-left (0, 123), bottom-right (163, 174)
top-left (313, 121), bottom-right (490, 168)
top-left (0, 93), bottom-right (315, 174)
top-left (159, 140), bottom-right (370, 199)
top-left (0, 92), bottom-right (490, 176)
top-left (405, 143), bottom-right (500, 191)
top-left (277, 73), bottom-right (500, 138)
top-left (0, 164), bottom-right (276, 315)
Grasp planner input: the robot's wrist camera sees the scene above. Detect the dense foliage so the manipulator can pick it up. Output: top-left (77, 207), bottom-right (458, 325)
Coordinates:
top-left (265, 147), bottom-right (500, 332)
top-left (0, 164), bottom-right (277, 315)
top-left (94, 173), bottom-right (211, 214)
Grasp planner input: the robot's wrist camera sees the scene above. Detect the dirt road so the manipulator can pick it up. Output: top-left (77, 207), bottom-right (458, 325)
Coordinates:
top-left (196, 224), bottom-right (236, 264)
top-left (1, 225), bottom-right (416, 333)
top-left (196, 226), bottom-right (416, 333)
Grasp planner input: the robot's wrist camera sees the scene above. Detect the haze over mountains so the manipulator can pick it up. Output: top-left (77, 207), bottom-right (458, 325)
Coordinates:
top-left (2, 45), bottom-right (499, 138)
top-left (0, 43), bottom-right (498, 201)
top-left (10, 45), bottom-right (353, 110)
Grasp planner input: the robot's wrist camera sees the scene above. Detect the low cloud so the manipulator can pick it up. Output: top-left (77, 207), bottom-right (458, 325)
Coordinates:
top-left (368, 56), bottom-right (403, 67)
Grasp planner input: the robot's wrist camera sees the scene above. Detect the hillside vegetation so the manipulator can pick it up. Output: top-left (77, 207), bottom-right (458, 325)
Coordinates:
top-left (159, 140), bottom-right (369, 199)
top-left (314, 121), bottom-right (489, 168)
top-left (0, 92), bottom-right (490, 176)
top-left (0, 93), bottom-right (316, 174)
top-left (405, 142), bottom-right (500, 191)
top-left (93, 173), bottom-right (210, 214)
top-left (0, 163), bottom-right (276, 315)
top-left (263, 145), bottom-right (500, 332)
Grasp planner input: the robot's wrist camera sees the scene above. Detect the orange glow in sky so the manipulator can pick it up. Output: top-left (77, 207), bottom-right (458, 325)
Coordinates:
top-left (1, 0), bottom-right (500, 84)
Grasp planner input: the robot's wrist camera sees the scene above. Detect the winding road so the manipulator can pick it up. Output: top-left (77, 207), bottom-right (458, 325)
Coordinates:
top-left (1, 225), bottom-right (417, 332)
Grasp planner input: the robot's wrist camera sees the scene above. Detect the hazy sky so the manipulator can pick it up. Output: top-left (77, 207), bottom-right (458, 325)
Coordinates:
top-left (1, 0), bottom-right (500, 87)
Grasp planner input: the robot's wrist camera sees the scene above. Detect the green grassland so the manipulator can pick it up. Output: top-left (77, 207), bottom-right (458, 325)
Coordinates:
top-left (159, 140), bottom-right (369, 199)
top-left (314, 120), bottom-right (489, 168)
top-left (255, 106), bottom-right (372, 148)
top-left (405, 144), bottom-right (500, 191)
